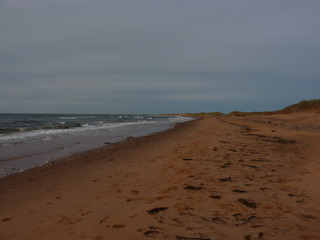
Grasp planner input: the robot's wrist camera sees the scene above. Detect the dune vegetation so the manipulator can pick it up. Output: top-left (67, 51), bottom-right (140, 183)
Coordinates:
top-left (281, 99), bottom-right (320, 113)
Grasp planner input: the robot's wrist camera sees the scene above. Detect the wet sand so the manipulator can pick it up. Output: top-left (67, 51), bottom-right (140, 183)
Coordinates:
top-left (1, 112), bottom-right (320, 240)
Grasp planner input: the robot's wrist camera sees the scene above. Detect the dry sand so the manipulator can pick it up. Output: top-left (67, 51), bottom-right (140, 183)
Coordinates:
top-left (1, 112), bottom-right (320, 240)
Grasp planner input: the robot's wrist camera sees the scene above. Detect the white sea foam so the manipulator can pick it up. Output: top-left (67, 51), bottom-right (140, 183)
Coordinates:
top-left (59, 117), bottom-right (78, 120)
top-left (0, 119), bottom-right (167, 145)
top-left (0, 114), bottom-right (194, 177)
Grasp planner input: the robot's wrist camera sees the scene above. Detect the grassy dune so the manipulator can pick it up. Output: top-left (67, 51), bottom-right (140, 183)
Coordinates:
top-left (281, 99), bottom-right (320, 113)
top-left (185, 99), bottom-right (320, 117)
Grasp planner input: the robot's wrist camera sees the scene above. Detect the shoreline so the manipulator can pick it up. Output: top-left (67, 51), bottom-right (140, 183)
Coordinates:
top-left (0, 115), bottom-right (193, 177)
top-left (0, 118), bottom-right (198, 181)
top-left (1, 113), bottom-right (320, 239)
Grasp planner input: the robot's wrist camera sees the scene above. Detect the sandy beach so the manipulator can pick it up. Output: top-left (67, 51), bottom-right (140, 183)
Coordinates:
top-left (1, 112), bottom-right (320, 240)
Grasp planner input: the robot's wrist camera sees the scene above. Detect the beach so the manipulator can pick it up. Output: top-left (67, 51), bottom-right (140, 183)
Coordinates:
top-left (0, 114), bottom-right (192, 177)
top-left (1, 112), bottom-right (320, 240)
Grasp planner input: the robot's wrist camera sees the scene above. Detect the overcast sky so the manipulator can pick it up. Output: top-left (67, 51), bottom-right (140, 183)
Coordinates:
top-left (1, 0), bottom-right (319, 114)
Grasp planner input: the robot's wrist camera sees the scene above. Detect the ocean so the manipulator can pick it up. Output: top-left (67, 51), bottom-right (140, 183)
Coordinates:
top-left (0, 113), bottom-right (193, 177)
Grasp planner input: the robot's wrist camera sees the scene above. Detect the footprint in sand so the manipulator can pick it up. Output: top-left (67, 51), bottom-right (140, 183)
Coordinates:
top-left (2, 217), bottom-right (13, 222)
top-left (219, 177), bottom-right (232, 182)
top-left (112, 224), bottom-right (125, 229)
top-left (139, 226), bottom-right (166, 238)
top-left (209, 195), bottom-right (221, 199)
top-left (160, 186), bottom-right (178, 193)
top-left (99, 216), bottom-right (108, 224)
top-left (131, 190), bottom-right (139, 195)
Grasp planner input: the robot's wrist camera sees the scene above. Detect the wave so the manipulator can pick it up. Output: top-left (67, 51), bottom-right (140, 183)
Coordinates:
top-left (0, 128), bottom-right (22, 134)
top-left (59, 117), bottom-right (78, 120)
top-left (0, 123), bottom-right (82, 134)
top-left (0, 114), bottom-right (194, 146)
top-left (0, 121), bottom-right (158, 145)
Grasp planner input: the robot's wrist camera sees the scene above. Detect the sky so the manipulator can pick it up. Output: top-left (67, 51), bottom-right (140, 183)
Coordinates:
top-left (1, 0), bottom-right (320, 114)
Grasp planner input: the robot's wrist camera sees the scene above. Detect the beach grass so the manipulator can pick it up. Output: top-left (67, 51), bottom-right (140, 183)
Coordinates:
top-left (282, 99), bottom-right (320, 113)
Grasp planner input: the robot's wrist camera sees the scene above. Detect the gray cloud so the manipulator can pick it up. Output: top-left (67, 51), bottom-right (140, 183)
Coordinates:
top-left (1, 0), bottom-right (320, 113)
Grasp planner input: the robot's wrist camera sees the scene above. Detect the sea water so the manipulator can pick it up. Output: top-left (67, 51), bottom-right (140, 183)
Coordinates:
top-left (0, 114), bottom-right (193, 177)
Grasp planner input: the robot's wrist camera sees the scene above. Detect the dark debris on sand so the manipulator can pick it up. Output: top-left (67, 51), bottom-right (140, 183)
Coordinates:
top-left (147, 207), bottom-right (168, 215)
top-left (238, 198), bottom-right (257, 209)
top-left (184, 186), bottom-right (203, 191)
top-left (176, 236), bottom-right (216, 240)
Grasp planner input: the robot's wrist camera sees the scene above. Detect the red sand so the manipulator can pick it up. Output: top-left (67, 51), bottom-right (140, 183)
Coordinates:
top-left (1, 112), bottom-right (320, 240)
